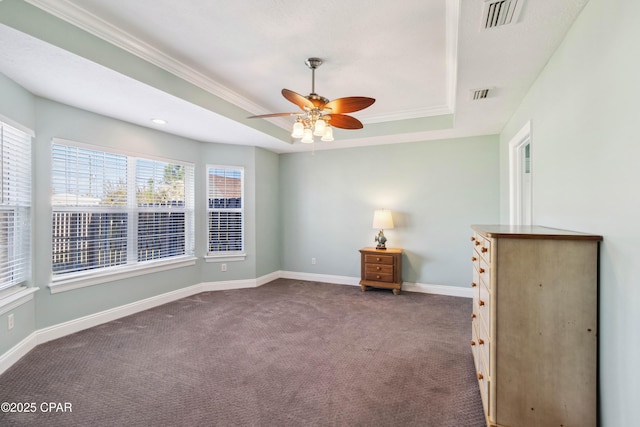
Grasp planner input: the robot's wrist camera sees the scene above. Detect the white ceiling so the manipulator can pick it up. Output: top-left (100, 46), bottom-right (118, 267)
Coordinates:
top-left (0, 0), bottom-right (589, 153)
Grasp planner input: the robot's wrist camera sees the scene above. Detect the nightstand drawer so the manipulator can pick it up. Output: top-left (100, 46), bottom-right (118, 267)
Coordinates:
top-left (364, 254), bottom-right (394, 265)
top-left (365, 264), bottom-right (393, 275)
top-left (365, 271), bottom-right (394, 282)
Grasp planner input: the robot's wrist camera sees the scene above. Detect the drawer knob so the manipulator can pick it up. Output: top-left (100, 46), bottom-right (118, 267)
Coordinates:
top-left (471, 340), bottom-right (476, 346)
top-left (475, 241), bottom-right (481, 246)
top-left (376, 275), bottom-right (381, 279)
top-left (478, 372), bottom-right (484, 380)
top-left (479, 268), bottom-right (485, 273)
top-left (376, 257), bottom-right (381, 261)
top-left (376, 266), bottom-right (381, 270)
top-left (479, 300), bottom-right (485, 306)
top-left (478, 338), bottom-right (485, 345)
top-left (471, 282), bottom-right (477, 287)
top-left (471, 313), bottom-right (476, 319)
top-left (470, 236), bottom-right (475, 242)
top-left (481, 247), bottom-right (488, 253)
top-left (471, 256), bottom-right (477, 262)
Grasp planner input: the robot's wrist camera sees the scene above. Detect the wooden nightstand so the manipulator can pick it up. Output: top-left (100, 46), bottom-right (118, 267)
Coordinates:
top-left (359, 247), bottom-right (403, 295)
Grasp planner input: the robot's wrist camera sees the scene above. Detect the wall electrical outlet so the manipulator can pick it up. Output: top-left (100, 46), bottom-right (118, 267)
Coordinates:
top-left (221, 263), bottom-right (227, 272)
top-left (7, 313), bottom-right (14, 330)
top-left (311, 258), bottom-right (317, 265)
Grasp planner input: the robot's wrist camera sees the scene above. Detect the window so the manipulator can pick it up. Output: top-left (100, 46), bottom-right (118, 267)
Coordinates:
top-left (51, 141), bottom-right (194, 279)
top-left (0, 121), bottom-right (31, 293)
top-left (206, 166), bottom-right (244, 257)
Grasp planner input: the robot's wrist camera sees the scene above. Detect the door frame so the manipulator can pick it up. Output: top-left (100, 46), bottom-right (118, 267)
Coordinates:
top-left (509, 121), bottom-right (532, 225)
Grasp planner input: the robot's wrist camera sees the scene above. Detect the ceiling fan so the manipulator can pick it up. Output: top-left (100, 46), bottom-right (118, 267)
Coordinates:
top-left (248, 58), bottom-right (375, 143)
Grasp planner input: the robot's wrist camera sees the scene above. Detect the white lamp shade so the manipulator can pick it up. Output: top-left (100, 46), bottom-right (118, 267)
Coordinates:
top-left (321, 126), bottom-right (334, 141)
top-left (301, 128), bottom-right (314, 143)
top-left (291, 121), bottom-right (304, 138)
top-left (372, 209), bottom-right (394, 229)
top-left (313, 118), bottom-right (327, 136)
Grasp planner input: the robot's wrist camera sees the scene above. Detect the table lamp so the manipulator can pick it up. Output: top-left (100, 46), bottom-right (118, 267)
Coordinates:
top-left (372, 209), bottom-right (394, 250)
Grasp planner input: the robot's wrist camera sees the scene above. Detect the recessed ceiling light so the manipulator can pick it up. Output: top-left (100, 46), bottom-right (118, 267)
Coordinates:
top-left (151, 118), bottom-right (167, 125)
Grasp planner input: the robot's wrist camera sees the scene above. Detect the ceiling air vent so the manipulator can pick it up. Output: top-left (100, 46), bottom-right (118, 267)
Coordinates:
top-left (471, 88), bottom-right (491, 100)
top-left (482, 0), bottom-right (524, 29)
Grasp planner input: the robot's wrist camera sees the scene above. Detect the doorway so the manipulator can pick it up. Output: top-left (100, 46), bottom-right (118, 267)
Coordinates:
top-left (509, 121), bottom-right (532, 225)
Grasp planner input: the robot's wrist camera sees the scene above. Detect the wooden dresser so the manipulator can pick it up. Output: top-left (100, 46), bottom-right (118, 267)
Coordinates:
top-left (470, 225), bottom-right (601, 427)
top-left (359, 247), bottom-right (403, 295)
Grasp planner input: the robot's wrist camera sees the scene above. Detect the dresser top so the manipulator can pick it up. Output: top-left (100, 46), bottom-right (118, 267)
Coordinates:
top-left (472, 225), bottom-right (603, 241)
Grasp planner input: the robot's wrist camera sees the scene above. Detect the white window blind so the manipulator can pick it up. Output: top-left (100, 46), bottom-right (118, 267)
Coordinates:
top-left (52, 142), bottom-right (194, 277)
top-left (0, 122), bottom-right (31, 292)
top-left (207, 166), bottom-right (244, 254)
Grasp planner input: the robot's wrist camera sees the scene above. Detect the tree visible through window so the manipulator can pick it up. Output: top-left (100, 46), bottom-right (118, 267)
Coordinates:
top-left (51, 142), bottom-right (194, 277)
top-left (207, 166), bottom-right (243, 254)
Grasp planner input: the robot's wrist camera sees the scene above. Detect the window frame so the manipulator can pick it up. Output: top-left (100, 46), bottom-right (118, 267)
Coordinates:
top-left (205, 164), bottom-right (246, 263)
top-left (50, 139), bottom-right (196, 292)
top-left (0, 119), bottom-right (32, 298)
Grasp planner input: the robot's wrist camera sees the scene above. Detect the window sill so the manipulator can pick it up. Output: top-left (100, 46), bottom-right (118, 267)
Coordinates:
top-left (204, 253), bottom-right (246, 263)
top-left (49, 256), bottom-right (198, 294)
top-left (0, 286), bottom-right (39, 316)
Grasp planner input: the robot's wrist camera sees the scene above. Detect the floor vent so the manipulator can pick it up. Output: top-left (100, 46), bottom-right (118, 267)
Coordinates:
top-left (471, 88), bottom-right (491, 100)
top-left (482, 0), bottom-right (524, 29)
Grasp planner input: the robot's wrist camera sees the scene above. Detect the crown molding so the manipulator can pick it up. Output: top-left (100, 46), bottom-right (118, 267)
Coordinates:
top-left (23, 0), bottom-right (272, 118)
top-left (360, 104), bottom-right (453, 124)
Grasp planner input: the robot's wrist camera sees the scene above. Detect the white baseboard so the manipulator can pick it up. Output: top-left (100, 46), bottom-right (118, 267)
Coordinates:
top-left (0, 331), bottom-right (38, 375)
top-left (0, 271), bottom-right (470, 375)
top-left (402, 281), bottom-right (473, 298)
top-left (279, 271), bottom-right (472, 298)
top-left (36, 283), bottom-right (206, 346)
top-left (279, 271), bottom-right (360, 286)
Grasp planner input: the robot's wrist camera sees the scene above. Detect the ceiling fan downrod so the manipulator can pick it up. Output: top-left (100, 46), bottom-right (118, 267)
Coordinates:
top-left (305, 57), bottom-right (322, 95)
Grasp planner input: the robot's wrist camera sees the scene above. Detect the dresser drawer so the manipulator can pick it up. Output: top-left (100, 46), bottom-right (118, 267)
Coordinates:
top-left (478, 280), bottom-right (491, 333)
top-left (472, 321), bottom-right (490, 414)
top-left (364, 254), bottom-right (394, 265)
top-left (477, 258), bottom-right (490, 289)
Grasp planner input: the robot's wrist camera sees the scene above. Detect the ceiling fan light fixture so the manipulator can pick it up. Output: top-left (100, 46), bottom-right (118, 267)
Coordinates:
top-left (321, 126), bottom-right (334, 142)
top-left (249, 57), bottom-right (375, 145)
top-left (292, 120), bottom-right (304, 138)
top-left (313, 118), bottom-right (327, 136)
top-left (301, 128), bottom-right (314, 143)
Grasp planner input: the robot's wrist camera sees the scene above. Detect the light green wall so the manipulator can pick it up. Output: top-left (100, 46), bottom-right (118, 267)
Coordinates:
top-left (0, 73), bottom-right (36, 130)
top-left (499, 0), bottom-right (640, 424)
top-left (255, 147), bottom-right (281, 277)
top-left (279, 136), bottom-right (499, 286)
top-left (0, 74), bottom-right (36, 355)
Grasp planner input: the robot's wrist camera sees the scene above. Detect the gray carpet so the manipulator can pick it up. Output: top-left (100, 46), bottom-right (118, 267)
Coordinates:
top-left (0, 279), bottom-right (485, 426)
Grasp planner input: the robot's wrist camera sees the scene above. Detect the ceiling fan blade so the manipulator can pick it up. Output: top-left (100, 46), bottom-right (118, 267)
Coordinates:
top-left (324, 97), bottom-right (375, 114)
top-left (326, 114), bottom-right (363, 130)
top-left (248, 112), bottom-right (301, 119)
top-left (282, 89), bottom-right (314, 110)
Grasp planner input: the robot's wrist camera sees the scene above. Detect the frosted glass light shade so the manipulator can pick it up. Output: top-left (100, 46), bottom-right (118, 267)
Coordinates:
top-left (372, 209), bottom-right (394, 229)
top-left (301, 128), bottom-right (314, 143)
top-left (313, 118), bottom-right (327, 136)
top-left (292, 121), bottom-right (304, 138)
top-left (321, 126), bottom-right (334, 141)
